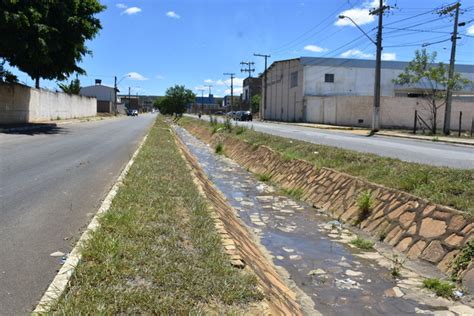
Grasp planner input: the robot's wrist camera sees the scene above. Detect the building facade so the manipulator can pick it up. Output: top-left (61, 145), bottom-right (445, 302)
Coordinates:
top-left (242, 77), bottom-right (262, 111)
top-left (262, 57), bottom-right (474, 129)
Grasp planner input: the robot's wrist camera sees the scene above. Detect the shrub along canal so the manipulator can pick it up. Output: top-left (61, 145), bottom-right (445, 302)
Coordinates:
top-left (174, 125), bottom-right (474, 316)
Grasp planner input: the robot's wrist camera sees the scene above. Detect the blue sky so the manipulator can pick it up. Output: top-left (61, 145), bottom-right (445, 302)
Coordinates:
top-left (8, 0), bottom-right (474, 96)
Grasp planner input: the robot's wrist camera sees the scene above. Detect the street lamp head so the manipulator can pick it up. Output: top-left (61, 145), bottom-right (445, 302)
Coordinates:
top-left (339, 15), bottom-right (345, 19)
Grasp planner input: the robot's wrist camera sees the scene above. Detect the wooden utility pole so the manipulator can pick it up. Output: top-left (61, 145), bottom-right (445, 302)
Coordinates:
top-left (241, 61), bottom-right (255, 111)
top-left (223, 73), bottom-right (235, 112)
top-left (369, 0), bottom-right (390, 132)
top-left (442, 2), bottom-right (461, 135)
top-left (254, 53), bottom-right (270, 120)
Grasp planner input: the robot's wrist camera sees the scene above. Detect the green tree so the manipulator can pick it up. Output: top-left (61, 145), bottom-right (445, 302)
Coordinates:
top-left (58, 77), bottom-right (81, 94)
top-left (0, 1), bottom-right (105, 88)
top-left (155, 85), bottom-right (195, 115)
top-left (251, 94), bottom-right (261, 113)
top-left (0, 59), bottom-right (18, 83)
top-left (393, 49), bottom-right (470, 134)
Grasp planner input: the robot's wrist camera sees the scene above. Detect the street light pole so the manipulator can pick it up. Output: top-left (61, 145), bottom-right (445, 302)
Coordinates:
top-left (339, 0), bottom-right (389, 132)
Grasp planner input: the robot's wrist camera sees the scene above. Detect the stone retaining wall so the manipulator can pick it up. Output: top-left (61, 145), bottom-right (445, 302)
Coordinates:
top-left (184, 124), bottom-right (473, 277)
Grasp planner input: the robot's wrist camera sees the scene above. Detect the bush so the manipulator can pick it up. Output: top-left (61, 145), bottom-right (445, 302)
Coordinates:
top-left (350, 236), bottom-right (374, 250)
top-left (257, 173), bottom-right (271, 182)
top-left (223, 117), bottom-right (233, 133)
top-left (215, 143), bottom-right (224, 155)
top-left (422, 278), bottom-right (455, 298)
top-left (356, 190), bottom-right (373, 224)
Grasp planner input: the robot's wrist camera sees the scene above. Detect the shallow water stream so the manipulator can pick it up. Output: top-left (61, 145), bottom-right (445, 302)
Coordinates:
top-left (175, 126), bottom-right (472, 315)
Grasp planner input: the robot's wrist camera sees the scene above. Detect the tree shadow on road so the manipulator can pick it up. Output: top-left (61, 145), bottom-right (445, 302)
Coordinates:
top-left (0, 123), bottom-right (68, 136)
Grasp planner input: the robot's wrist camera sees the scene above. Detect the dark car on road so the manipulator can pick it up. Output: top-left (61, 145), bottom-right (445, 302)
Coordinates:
top-left (127, 109), bottom-right (138, 116)
top-left (235, 111), bottom-right (252, 121)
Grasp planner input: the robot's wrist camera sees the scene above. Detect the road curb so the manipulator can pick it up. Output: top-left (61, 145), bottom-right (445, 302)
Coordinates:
top-left (33, 131), bottom-right (150, 313)
top-left (376, 132), bottom-right (474, 146)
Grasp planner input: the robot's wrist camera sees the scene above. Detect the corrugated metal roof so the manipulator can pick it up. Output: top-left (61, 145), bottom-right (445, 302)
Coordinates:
top-left (299, 56), bottom-right (474, 73)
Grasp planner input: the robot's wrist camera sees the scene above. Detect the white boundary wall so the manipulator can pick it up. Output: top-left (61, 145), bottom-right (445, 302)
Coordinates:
top-left (304, 95), bottom-right (474, 130)
top-left (0, 83), bottom-right (96, 124)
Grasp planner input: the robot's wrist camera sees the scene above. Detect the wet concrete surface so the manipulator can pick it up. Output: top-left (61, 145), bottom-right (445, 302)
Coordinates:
top-left (174, 126), bottom-right (474, 315)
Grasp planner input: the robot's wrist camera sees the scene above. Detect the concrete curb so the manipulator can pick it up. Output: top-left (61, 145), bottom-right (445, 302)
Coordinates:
top-left (33, 132), bottom-right (150, 313)
top-left (376, 131), bottom-right (474, 146)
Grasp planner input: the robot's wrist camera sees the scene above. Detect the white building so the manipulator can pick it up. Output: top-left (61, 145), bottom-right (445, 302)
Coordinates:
top-left (262, 57), bottom-right (474, 129)
top-left (80, 80), bottom-right (120, 113)
top-left (79, 80), bottom-right (117, 102)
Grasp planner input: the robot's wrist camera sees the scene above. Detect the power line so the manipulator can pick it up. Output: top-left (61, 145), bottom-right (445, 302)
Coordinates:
top-left (269, 0), bottom-right (359, 54)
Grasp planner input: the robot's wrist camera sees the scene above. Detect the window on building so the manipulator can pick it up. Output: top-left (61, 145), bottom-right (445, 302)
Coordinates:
top-left (291, 71), bottom-right (298, 87)
top-left (325, 73), bottom-right (335, 83)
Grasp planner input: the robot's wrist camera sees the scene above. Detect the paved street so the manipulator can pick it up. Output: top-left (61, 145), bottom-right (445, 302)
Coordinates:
top-left (0, 114), bottom-right (155, 314)
top-left (192, 115), bottom-right (474, 169)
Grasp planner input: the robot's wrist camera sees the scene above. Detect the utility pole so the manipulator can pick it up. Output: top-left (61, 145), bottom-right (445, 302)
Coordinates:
top-left (254, 53), bottom-right (270, 120)
top-left (241, 61), bottom-right (255, 111)
top-left (442, 2), bottom-right (461, 135)
top-left (240, 61), bottom-right (255, 78)
top-left (128, 87), bottom-right (131, 109)
top-left (369, 0), bottom-right (390, 132)
top-left (204, 85), bottom-right (213, 114)
top-left (198, 88), bottom-right (205, 114)
top-left (114, 76), bottom-right (117, 114)
top-left (204, 84), bottom-right (213, 95)
top-left (223, 73), bottom-right (235, 112)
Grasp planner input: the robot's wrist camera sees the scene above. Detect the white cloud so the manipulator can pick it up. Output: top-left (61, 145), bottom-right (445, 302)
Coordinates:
top-left (204, 79), bottom-right (214, 84)
top-left (225, 88), bottom-right (243, 95)
top-left (381, 52), bottom-right (396, 61)
top-left (340, 49), bottom-right (373, 59)
top-left (166, 11), bottom-right (180, 19)
top-left (127, 72), bottom-right (148, 80)
top-left (116, 3), bottom-right (127, 9)
top-left (215, 79), bottom-right (225, 86)
top-left (467, 25), bottom-right (474, 35)
top-left (304, 45), bottom-right (327, 53)
top-left (156, 75), bottom-right (164, 80)
top-left (335, 0), bottom-right (382, 27)
top-left (122, 7), bottom-right (141, 15)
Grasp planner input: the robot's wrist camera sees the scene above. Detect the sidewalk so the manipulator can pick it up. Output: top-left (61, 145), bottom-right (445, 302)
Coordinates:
top-left (291, 122), bottom-right (474, 146)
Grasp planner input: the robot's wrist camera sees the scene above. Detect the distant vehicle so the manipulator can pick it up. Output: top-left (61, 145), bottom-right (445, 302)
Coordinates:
top-left (226, 111), bottom-right (236, 119)
top-left (235, 111), bottom-right (252, 121)
top-left (127, 109), bottom-right (138, 116)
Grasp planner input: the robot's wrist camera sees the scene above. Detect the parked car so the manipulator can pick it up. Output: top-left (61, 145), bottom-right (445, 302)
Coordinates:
top-left (215, 111), bottom-right (224, 115)
top-left (226, 111), bottom-right (236, 119)
top-left (127, 109), bottom-right (138, 116)
top-left (235, 111), bottom-right (252, 121)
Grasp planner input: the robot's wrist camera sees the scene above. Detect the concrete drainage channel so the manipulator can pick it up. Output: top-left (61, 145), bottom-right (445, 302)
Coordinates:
top-left (174, 125), bottom-right (474, 315)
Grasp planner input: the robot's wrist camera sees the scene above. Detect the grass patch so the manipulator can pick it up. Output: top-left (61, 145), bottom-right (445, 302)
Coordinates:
top-left (177, 117), bottom-right (474, 215)
top-left (236, 126), bottom-right (246, 135)
top-left (350, 236), bottom-right (374, 250)
top-left (257, 173), bottom-right (272, 182)
top-left (356, 190), bottom-right (373, 224)
top-left (215, 143), bottom-right (224, 155)
top-left (451, 241), bottom-right (474, 283)
top-left (422, 278), bottom-right (455, 299)
top-left (51, 117), bottom-right (262, 313)
top-left (281, 187), bottom-right (304, 200)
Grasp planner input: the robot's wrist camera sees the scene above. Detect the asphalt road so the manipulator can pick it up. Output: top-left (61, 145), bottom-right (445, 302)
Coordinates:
top-left (192, 115), bottom-right (474, 169)
top-left (0, 114), bottom-right (156, 314)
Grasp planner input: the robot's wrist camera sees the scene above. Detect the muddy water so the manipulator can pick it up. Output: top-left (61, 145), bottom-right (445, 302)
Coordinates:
top-left (174, 127), bottom-right (455, 315)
